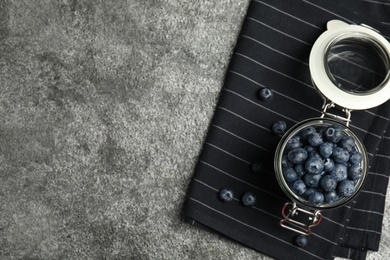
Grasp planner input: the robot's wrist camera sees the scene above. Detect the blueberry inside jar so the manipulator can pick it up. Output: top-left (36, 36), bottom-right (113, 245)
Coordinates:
top-left (275, 118), bottom-right (368, 210)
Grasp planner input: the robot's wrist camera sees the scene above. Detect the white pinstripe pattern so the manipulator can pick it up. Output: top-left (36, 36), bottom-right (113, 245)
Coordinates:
top-left (247, 17), bottom-right (312, 45)
top-left (368, 171), bottom-right (390, 178)
top-left (254, 0), bottom-right (323, 30)
top-left (353, 207), bottom-right (384, 215)
top-left (363, 0), bottom-right (390, 5)
top-left (346, 225), bottom-right (382, 235)
top-left (200, 160), bottom-right (285, 201)
top-left (188, 197), bottom-right (327, 260)
top-left (217, 106), bottom-right (272, 132)
top-left (205, 142), bottom-right (251, 164)
top-left (223, 88), bottom-right (298, 123)
top-left (301, 0), bottom-right (354, 24)
top-left (212, 124), bottom-right (273, 153)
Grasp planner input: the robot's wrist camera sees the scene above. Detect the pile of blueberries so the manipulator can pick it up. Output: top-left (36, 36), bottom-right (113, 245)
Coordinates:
top-left (281, 124), bottom-right (364, 206)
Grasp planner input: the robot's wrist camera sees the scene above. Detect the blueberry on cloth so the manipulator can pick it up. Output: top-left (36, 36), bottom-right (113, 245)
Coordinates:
top-left (285, 136), bottom-right (303, 151)
top-left (283, 167), bottom-right (299, 182)
top-left (340, 136), bottom-right (356, 152)
top-left (282, 155), bottom-right (294, 168)
top-left (332, 147), bottom-right (350, 164)
top-left (272, 120), bottom-right (287, 135)
top-left (219, 188), bottom-right (234, 202)
top-left (338, 180), bottom-right (356, 197)
top-left (349, 151), bottom-right (363, 165)
top-left (324, 127), bottom-right (343, 143)
top-left (251, 161), bottom-right (262, 173)
top-left (320, 175), bottom-right (337, 192)
top-left (319, 142), bottom-right (333, 158)
top-left (305, 157), bottom-right (324, 175)
top-left (330, 164), bottom-right (348, 182)
top-left (294, 235), bottom-right (308, 247)
top-left (309, 191), bottom-right (324, 205)
top-left (323, 157), bottom-right (335, 172)
top-left (258, 88), bottom-right (273, 100)
top-left (288, 148), bottom-right (308, 164)
top-left (300, 127), bottom-right (317, 142)
top-left (304, 174), bottom-right (322, 188)
top-left (348, 164), bottom-right (363, 180)
top-left (324, 190), bottom-right (339, 203)
top-left (242, 192), bottom-right (256, 206)
top-left (292, 179), bottom-right (307, 195)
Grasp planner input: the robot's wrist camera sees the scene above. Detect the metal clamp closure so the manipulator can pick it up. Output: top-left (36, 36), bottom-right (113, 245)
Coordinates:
top-left (320, 102), bottom-right (352, 127)
top-left (280, 202), bottom-right (322, 236)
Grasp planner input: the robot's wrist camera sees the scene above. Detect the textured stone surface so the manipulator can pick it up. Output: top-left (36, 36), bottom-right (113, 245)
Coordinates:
top-left (0, 1), bottom-right (389, 259)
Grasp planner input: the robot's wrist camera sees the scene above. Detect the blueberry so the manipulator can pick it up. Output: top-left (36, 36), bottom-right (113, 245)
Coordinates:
top-left (272, 120), bottom-right (287, 135)
top-left (258, 88), bottom-right (273, 100)
top-left (330, 164), bottom-right (348, 182)
top-left (340, 136), bottom-right (356, 152)
top-left (309, 149), bottom-right (321, 158)
top-left (300, 127), bottom-right (317, 142)
top-left (332, 147), bottom-right (350, 164)
top-left (288, 148), bottom-right (308, 164)
top-left (292, 179), bottom-right (307, 195)
top-left (324, 190), bottom-right (339, 203)
top-left (285, 136), bottom-right (303, 151)
top-left (219, 188), bottom-right (234, 202)
top-left (349, 151), bottom-right (363, 165)
top-left (325, 127), bottom-right (343, 143)
top-left (320, 175), bottom-right (337, 192)
top-left (242, 191), bottom-right (256, 206)
top-left (251, 161), bottom-right (262, 173)
top-left (304, 174), bottom-right (322, 188)
top-left (319, 142), bottom-right (333, 158)
top-left (303, 188), bottom-right (317, 198)
top-left (305, 157), bottom-right (324, 175)
top-left (323, 158), bottom-right (335, 172)
top-left (304, 145), bottom-right (315, 153)
top-left (294, 235), bottom-right (308, 247)
top-left (282, 155), bottom-right (294, 168)
top-left (294, 164), bottom-right (306, 177)
top-left (309, 191), bottom-right (324, 205)
top-left (283, 167), bottom-right (299, 182)
top-left (348, 164), bottom-right (363, 180)
top-left (338, 180), bottom-right (355, 197)
top-left (307, 133), bottom-right (324, 147)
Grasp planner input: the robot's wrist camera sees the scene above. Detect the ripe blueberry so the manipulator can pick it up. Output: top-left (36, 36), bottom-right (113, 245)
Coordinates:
top-left (285, 136), bottom-right (303, 151)
top-left (319, 142), bottom-right (333, 158)
top-left (288, 148), bottom-right (308, 164)
top-left (219, 188), bottom-right (234, 202)
top-left (324, 127), bottom-right (343, 143)
top-left (309, 191), bottom-right (324, 205)
top-left (338, 180), bottom-right (355, 197)
top-left (294, 164), bottom-right (306, 177)
top-left (305, 157), bottom-right (324, 175)
top-left (300, 127), bottom-right (317, 142)
top-left (258, 88), bottom-right (273, 100)
top-left (283, 167), bottom-right (299, 182)
top-left (323, 158), bottom-right (335, 172)
top-left (348, 164), bottom-right (363, 180)
top-left (320, 175), bottom-right (337, 192)
top-left (349, 151), bottom-right (363, 165)
top-left (292, 179), bottom-right (307, 195)
top-left (272, 120), bottom-right (287, 135)
top-left (304, 174), bottom-right (322, 188)
top-left (332, 147), bottom-right (350, 164)
top-left (324, 190), bottom-right (339, 203)
top-left (242, 192), bottom-right (256, 206)
top-left (330, 164), bottom-right (348, 182)
top-left (294, 235), bottom-right (308, 247)
top-left (307, 133), bottom-right (324, 147)
top-left (340, 136), bottom-right (356, 152)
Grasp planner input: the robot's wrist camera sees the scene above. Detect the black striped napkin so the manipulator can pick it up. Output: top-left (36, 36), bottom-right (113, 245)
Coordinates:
top-left (184, 1), bottom-right (390, 259)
